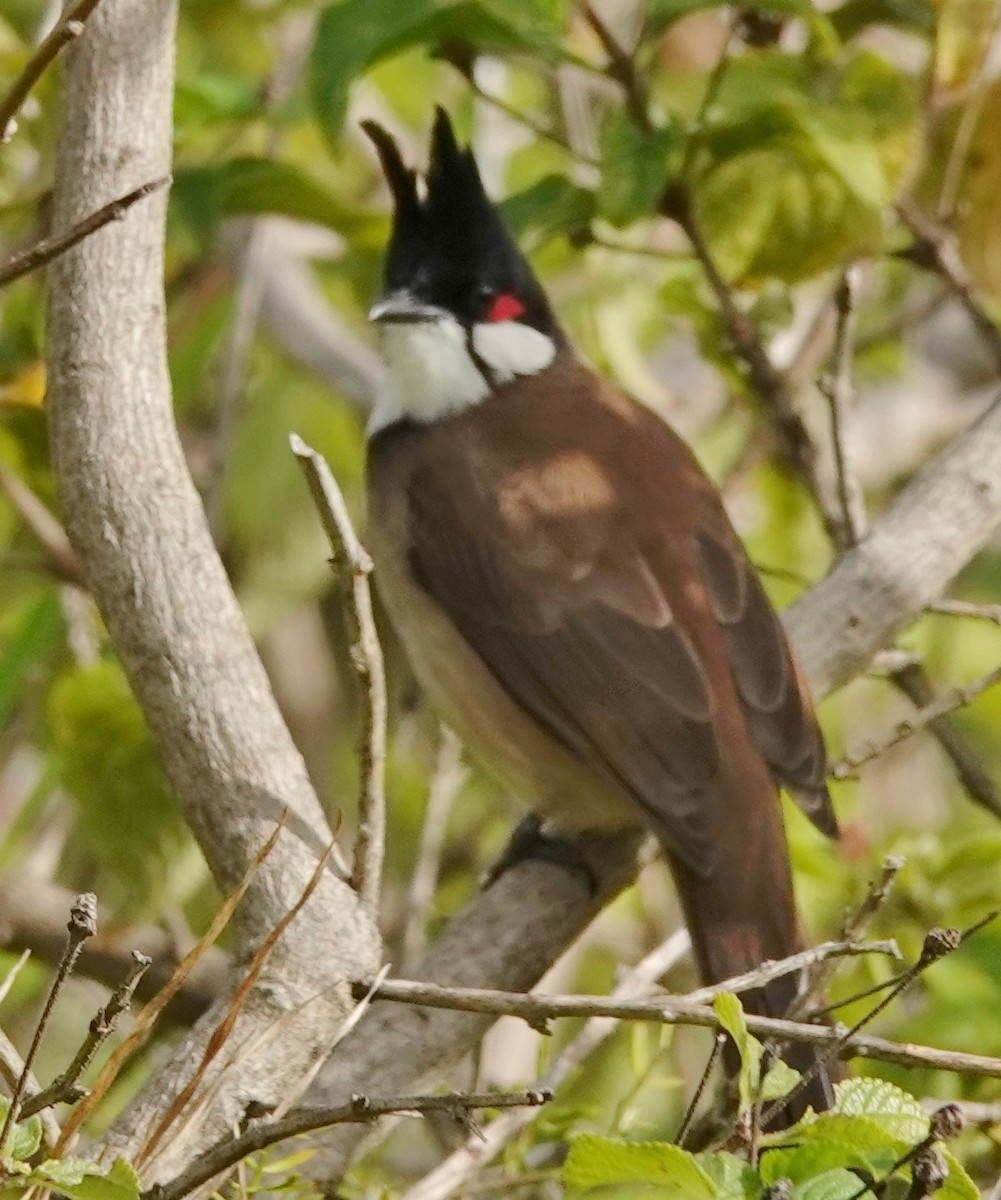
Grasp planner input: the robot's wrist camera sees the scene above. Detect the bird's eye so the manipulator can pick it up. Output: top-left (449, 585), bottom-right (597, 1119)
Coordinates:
top-left (483, 291), bottom-right (526, 323)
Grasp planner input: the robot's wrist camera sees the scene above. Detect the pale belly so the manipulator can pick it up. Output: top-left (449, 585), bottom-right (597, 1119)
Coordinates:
top-left (366, 491), bottom-right (641, 835)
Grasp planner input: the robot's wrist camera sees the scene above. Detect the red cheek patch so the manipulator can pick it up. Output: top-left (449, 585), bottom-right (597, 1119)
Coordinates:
top-left (486, 293), bottom-right (525, 323)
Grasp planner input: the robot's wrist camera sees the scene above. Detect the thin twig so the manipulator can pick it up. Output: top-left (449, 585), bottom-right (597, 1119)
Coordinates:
top-left (0, 465), bottom-right (85, 586)
top-left (676, 1034), bottom-right (726, 1148)
top-left (402, 727), bottom-right (467, 967)
top-left (831, 662), bottom-right (1001, 779)
top-left (397, 930), bottom-right (692, 1200)
top-left (684, 939), bottom-right (900, 1006)
top-left (0, 895), bottom-right (96, 1159)
top-left (21, 950), bottom-right (152, 1118)
top-left (662, 185), bottom-right (818, 487)
top-left (54, 821), bottom-right (285, 1154)
top-left (928, 598), bottom-right (1001, 625)
top-left (581, 3), bottom-right (651, 133)
top-left (0, 1029), bottom-right (61, 1150)
top-left (363, 967), bottom-right (1001, 1079)
top-left (818, 266), bottom-right (865, 551)
top-left (891, 661), bottom-right (1001, 820)
top-left (759, 927), bottom-right (963, 1127)
top-left (0, 0), bottom-right (105, 143)
top-left (897, 197), bottom-right (1001, 377)
top-left (792, 857), bottom-right (904, 1020)
top-left (143, 1089), bottom-right (551, 1200)
top-left (0, 949), bottom-right (31, 1009)
top-left (292, 434), bottom-right (386, 913)
top-left (0, 177), bottom-right (170, 289)
top-left (845, 1104), bottom-right (964, 1200)
top-left (137, 837), bottom-right (337, 1167)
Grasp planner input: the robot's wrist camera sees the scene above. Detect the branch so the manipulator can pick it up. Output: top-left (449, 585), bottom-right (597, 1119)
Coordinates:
top-left (0, 178), bottom-right (169, 289)
top-left (44, 0), bottom-right (379, 1176)
top-left (145, 1089), bottom-right (551, 1200)
top-left (0, 465), bottom-right (85, 585)
top-left (0, 872), bottom-right (226, 1024)
top-left (897, 197), bottom-right (1001, 377)
top-left (291, 435), bottom-right (387, 912)
top-left (398, 930), bottom-right (692, 1200)
top-left (364, 976), bottom-right (1001, 1080)
top-left (0, 0), bottom-right (105, 144)
top-left (831, 661), bottom-right (1001, 779)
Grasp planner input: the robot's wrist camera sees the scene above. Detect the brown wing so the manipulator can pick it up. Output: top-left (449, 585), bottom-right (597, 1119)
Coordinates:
top-left (403, 371), bottom-right (835, 875)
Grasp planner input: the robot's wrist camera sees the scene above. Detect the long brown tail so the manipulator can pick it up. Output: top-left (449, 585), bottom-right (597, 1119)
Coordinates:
top-left (664, 774), bottom-right (836, 1125)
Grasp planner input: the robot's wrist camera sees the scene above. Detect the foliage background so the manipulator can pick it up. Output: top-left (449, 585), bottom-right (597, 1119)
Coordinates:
top-left (2, 0), bottom-right (1001, 1193)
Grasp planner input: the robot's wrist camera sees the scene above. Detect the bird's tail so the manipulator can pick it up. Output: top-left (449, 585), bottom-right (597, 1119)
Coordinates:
top-left (666, 809), bottom-right (837, 1126)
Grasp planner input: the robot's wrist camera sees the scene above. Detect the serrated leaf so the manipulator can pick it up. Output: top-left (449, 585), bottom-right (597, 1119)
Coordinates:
top-left (28, 1156), bottom-right (142, 1200)
top-left (0, 1099), bottom-right (41, 1162)
top-left (833, 1078), bottom-right (929, 1143)
top-left (939, 1149), bottom-right (980, 1200)
top-left (563, 1134), bottom-right (715, 1197)
top-left (702, 1151), bottom-right (762, 1200)
top-left (761, 1138), bottom-right (877, 1186)
top-left (791, 1168), bottom-right (867, 1200)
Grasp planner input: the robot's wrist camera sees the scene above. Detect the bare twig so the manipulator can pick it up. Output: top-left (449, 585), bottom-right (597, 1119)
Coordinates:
top-left (402, 727), bottom-right (467, 967)
top-left (143, 1089), bottom-right (551, 1200)
top-left (0, 1029), bottom-right (61, 1150)
top-left (792, 857), bottom-right (904, 1020)
top-left (0, 177), bottom-right (169, 289)
top-left (676, 1034), bottom-right (726, 1148)
top-left (137, 837), bottom-right (336, 1167)
top-left (684, 939), bottom-right (900, 1006)
top-left (581, 2), bottom-right (651, 133)
top-left (363, 965), bottom-right (1001, 1079)
top-left (397, 930), bottom-right (691, 1200)
top-left (292, 434), bottom-right (386, 913)
top-left (0, 894), bottom-right (96, 1158)
top-left (55, 822), bottom-right (284, 1154)
top-left (831, 662), bottom-right (1001, 779)
top-left (891, 660), bottom-right (1001, 819)
top-left (0, 466), bottom-right (85, 586)
top-left (21, 950), bottom-right (152, 1119)
top-left (0, 950), bottom-right (31, 1009)
top-left (663, 186), bottom-right (818, 487)
top-left (0, 0), bottom-right (105, 143)
top-left (760, 927), bottom-right (963, 1127)
top-left (818, 267), bottom-right (866, 551)
top-left (928, 597), bottom-right (1001, 625)
top-left (0, 873), bottom-right (226, 1024)
top-left (897, 197), bottom-right (1001, 377)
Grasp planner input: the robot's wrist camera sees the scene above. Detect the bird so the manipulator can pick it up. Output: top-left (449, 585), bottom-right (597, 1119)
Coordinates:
top-left (361, 108), bottom-right (839, 1122)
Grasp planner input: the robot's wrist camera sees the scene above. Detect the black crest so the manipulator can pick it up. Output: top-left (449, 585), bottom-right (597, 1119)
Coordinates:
top-left (362, 108), bottom-right (557, 334)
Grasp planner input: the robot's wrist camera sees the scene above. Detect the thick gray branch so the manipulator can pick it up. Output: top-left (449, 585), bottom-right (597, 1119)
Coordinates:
top-left (44, 0), bottom-right (378, 1178)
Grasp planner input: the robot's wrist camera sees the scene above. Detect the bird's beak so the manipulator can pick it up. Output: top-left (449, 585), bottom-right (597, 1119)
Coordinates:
top-left (368, 290), bottom-right (447, 325)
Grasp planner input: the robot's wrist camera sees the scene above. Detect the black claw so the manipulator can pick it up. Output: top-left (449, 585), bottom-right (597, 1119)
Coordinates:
top-left (484, 815), bottom-right (599, 895)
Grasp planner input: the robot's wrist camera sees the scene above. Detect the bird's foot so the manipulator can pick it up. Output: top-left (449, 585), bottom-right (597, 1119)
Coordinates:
top-left (483, 814), bottom-right (599, 895)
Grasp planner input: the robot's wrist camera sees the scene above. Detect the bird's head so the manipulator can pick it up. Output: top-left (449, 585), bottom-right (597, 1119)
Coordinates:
top-left (363, 108), bottom-right (563, 431)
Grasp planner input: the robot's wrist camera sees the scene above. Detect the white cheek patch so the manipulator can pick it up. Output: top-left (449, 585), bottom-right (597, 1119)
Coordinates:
top-left (369, 315), bottom-right (489, 433)
top-left (472, 319), bottom-right (557, 383)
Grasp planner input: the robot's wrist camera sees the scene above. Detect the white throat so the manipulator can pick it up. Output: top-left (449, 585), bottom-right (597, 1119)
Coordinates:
top-left (368, 313), bottom-right (556, 433)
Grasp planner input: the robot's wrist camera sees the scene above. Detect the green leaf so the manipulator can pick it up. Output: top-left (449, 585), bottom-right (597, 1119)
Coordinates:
top-left (174, 72), bottom-right (262, 128)
top-left (0, 1099), bottom-right (42, 1162)
top-left (939, 1150), bottom-right (980, 1200)
top-left (172, 158), bottom-right (358, 242)
top-left (702, 1152), bottom-right (762, 1200)
top-left (0, 594), bottom-right (62, 731)
top-left (712, 993), bottom-right (762, 1113)
top-left (833, 1078), bottom-right (929, 1143)
top-left (26, 1156), bottom-right (142, 1200)
top-left (791, 1169), bottom-right (868, 1200)
top-left (760, 1138), bottom-right (878, 1187)
top-left (500, 174), bottom-right (596, 242)
top-left (563, 1134), bottom-right (715, 1197)
top-left (761, 1056), bottom-right (801, 1102)
top-left (310, 0), bottom-right (564, 145)
top-left (598, 112), bottom-right (680, 226)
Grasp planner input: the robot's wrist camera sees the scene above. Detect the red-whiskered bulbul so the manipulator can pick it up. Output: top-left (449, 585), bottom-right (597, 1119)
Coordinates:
top-left (362, 109), bottom-right (839, 1120)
